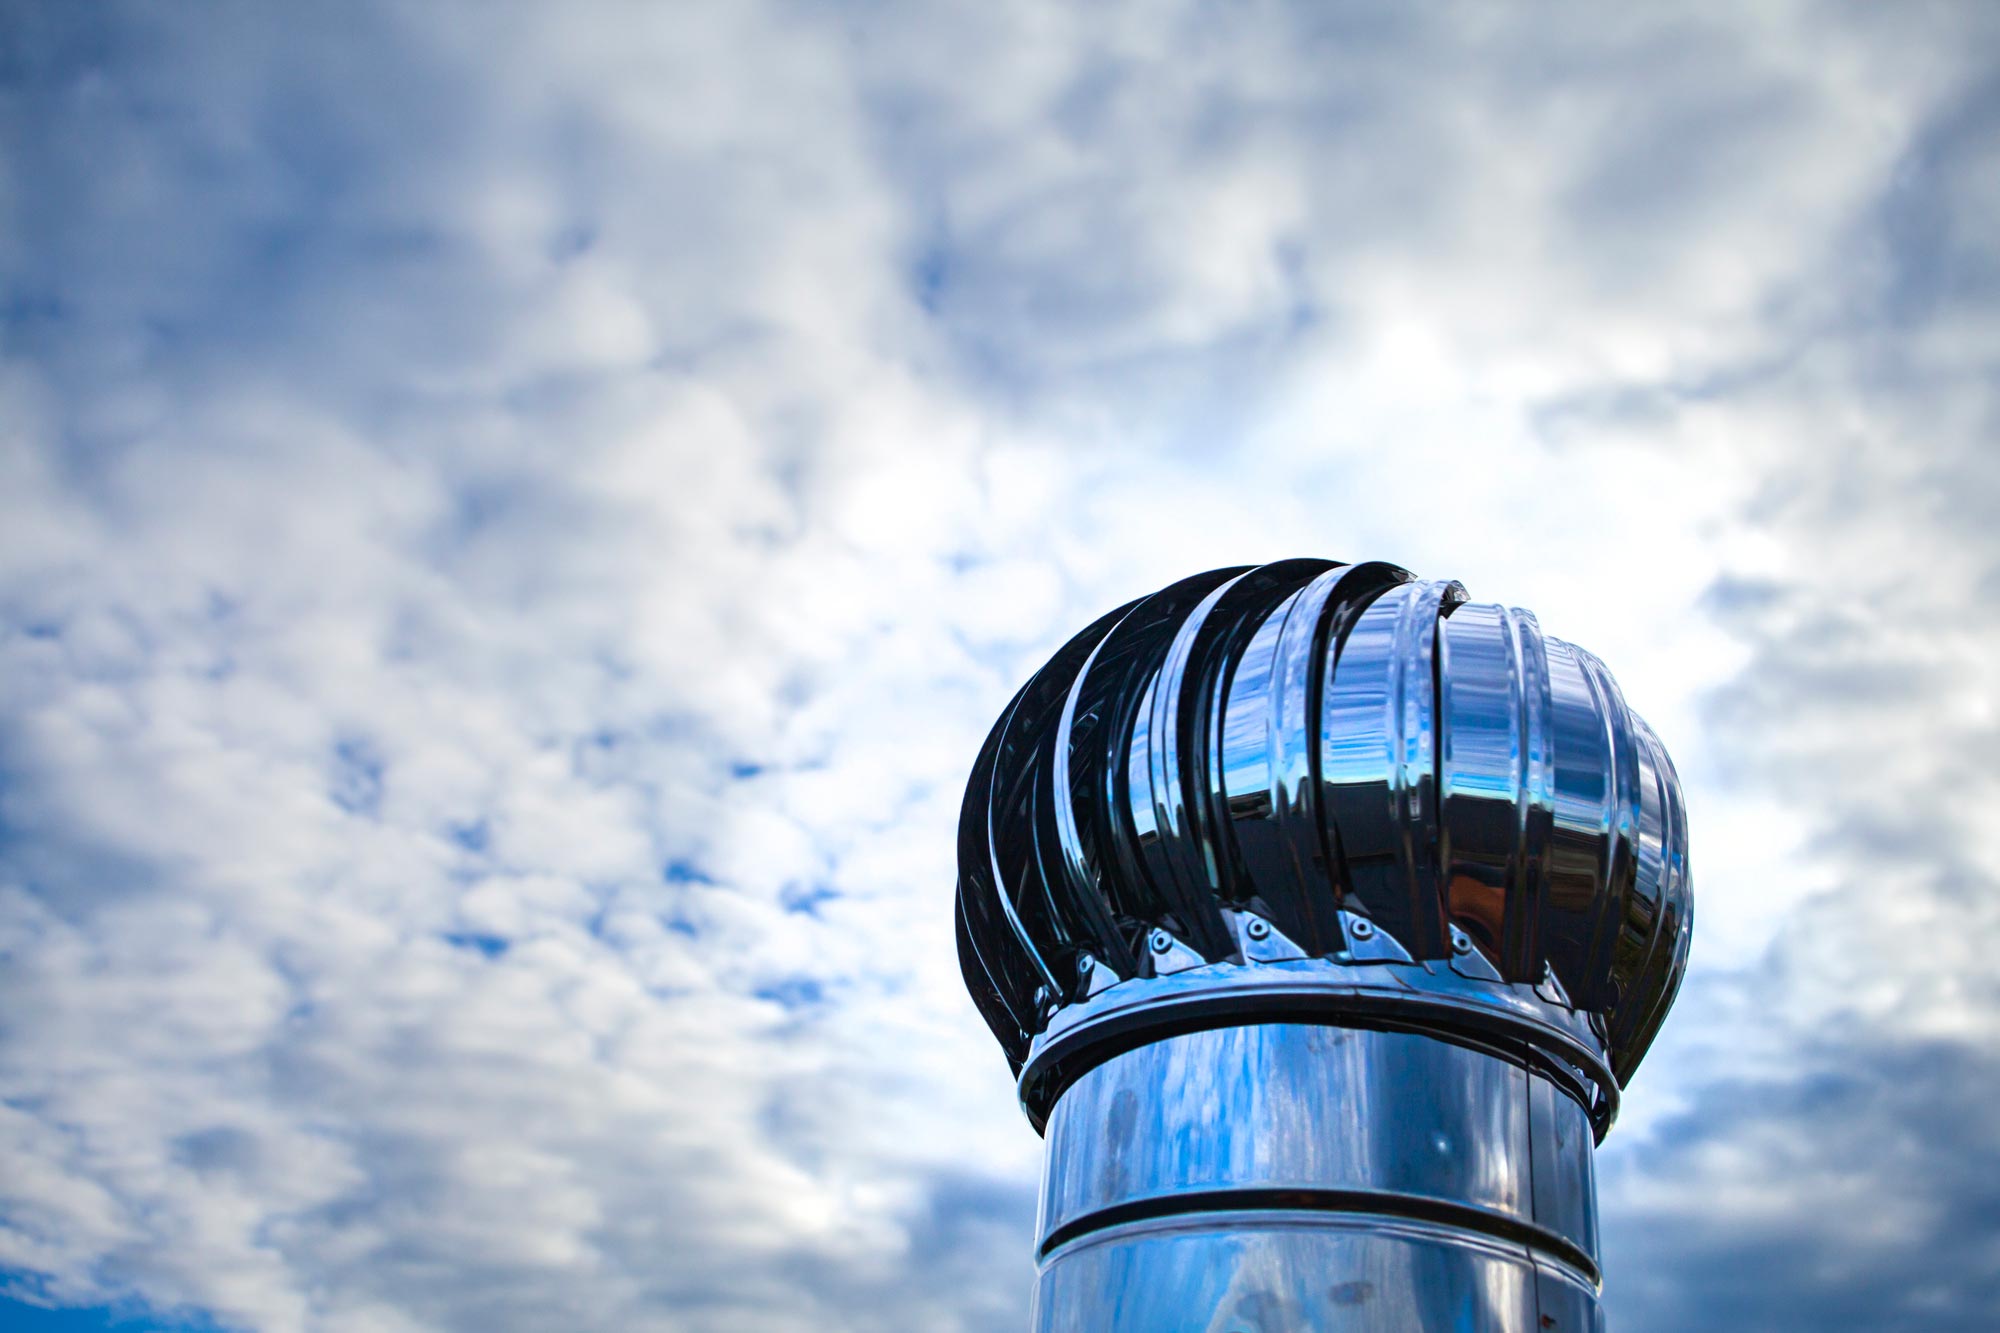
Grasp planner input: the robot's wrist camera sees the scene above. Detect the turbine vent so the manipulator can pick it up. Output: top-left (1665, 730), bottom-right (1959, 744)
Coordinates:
top-left (953, 558), bottom-right (1694, 1330)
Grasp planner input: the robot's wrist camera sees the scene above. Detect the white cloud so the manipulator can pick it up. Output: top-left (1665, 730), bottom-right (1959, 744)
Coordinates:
top-left (2, 2), bottom-right (1997, 1330)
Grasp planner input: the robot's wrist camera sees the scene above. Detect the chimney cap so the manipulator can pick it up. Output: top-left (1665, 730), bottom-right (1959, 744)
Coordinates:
top-left (955, 559), bottom-right (1692, 1136)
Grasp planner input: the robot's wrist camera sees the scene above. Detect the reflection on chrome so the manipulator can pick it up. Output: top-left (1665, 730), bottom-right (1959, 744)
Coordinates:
top-left (956, 559), bottom-right (1691, 1331)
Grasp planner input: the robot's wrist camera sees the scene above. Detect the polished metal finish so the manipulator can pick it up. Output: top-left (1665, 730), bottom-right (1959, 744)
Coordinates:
top-left (1036, 1216), bottom-right (1600, 1333)
top-left (1034, 1025), bottom-right (1600, 1332)
top-left (954, 558), bottom-right (1691, 1331)
top-left (1039, 1026), bottom-right (1596, 1264)
top-left (1020, 956), bottom-right (1615, 1143)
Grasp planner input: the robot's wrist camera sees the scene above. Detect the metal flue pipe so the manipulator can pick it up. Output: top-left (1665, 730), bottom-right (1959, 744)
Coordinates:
top-left (955, 560), bottom-right (1692, 1332)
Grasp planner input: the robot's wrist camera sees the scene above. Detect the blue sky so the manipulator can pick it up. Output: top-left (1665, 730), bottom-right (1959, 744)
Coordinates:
top-left (3, 2), bottom-right (1998, 1330)
top-left (0, 1290), bottom-right (220, 1332)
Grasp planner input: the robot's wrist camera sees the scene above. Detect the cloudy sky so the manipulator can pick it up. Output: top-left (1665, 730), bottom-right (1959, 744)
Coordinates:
top-left (3, 2), bottom-right (1997, 1329)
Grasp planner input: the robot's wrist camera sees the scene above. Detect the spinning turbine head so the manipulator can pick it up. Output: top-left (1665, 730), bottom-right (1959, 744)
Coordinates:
top-left (955, 558), bottom-right (1692, 1331)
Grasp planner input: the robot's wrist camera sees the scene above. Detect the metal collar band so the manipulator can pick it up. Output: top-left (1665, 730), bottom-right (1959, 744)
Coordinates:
top-left (1020, 946), bottom-right (1618, 1140)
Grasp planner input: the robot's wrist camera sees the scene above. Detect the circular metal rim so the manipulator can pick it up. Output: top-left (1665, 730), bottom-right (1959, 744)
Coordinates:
top-left (1018, 958), bottom-right (1620, 1141)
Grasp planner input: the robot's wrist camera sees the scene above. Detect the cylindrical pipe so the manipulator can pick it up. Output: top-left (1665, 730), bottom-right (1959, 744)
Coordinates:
top-left (1031, 1023), bottom-right (1601, 1332)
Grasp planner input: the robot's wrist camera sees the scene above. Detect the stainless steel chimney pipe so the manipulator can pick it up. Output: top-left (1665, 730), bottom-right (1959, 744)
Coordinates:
top-left (955, 561), bottom-right (1691, 1332)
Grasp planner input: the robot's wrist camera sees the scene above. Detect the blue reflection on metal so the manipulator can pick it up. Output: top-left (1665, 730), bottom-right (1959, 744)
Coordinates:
top-left (955, 558), bottom-right (1690, 1332)
top-left (1033, 1026), bottom-right (1600, 1333)
top-left (957, 558), bottom-right (1690, 1097)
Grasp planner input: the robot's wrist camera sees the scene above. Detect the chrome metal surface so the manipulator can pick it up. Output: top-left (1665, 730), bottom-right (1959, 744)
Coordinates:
top-left (1038, 1026), bottom-right (1596, 1263)
top-left (954, 557), bottom-right (1691, 1330)
top-left (957, 557), bottom-right (1691, 1099)
top-left (1033, 1215), bottom-right (1600, 1333)
top-left (1033, 1025), bottom-right (1599, 1332)
top-left (1019, 955), bottom-right (1615, 1140)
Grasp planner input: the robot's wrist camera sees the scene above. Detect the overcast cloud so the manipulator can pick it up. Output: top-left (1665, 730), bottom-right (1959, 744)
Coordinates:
top-left (3, 2), bottom-right (1997, 1330)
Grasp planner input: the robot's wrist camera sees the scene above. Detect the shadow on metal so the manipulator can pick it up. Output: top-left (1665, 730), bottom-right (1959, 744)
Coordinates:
top-left (955, 558), bottom-right (1691, 1332)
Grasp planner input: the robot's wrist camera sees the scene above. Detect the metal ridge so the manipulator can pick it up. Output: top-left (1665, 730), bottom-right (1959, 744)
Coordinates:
top-left (954, 557), bottom-right (1692, 1131)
